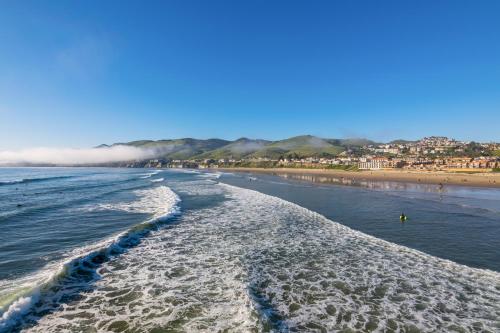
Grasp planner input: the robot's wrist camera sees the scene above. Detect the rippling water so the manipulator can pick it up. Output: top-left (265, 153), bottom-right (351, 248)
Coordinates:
top-left (220, 171), bottom-right (500, 272)
top-left (0, 168), bottom-right (499, 332)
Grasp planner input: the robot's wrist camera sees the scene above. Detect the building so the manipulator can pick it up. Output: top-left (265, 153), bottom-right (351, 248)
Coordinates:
top-left (358, 157), bottom-right (391, 170)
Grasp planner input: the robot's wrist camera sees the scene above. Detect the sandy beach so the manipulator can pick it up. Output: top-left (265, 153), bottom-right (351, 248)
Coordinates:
top-left (218, 167), bottom-right (500, 188)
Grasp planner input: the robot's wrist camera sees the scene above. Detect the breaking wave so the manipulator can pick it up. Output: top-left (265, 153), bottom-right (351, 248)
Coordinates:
top-left (0, 176), bottom-right (73, 186)
top-left (139, 170), bottom-right (161, 179)
top-left (0, 186), bottom-right (180, 332)
top-left (17, 179), bottom-right (500, 332)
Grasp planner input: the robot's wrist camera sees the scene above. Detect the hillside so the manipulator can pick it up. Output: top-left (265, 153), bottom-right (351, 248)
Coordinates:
top-left (114, 138), bottom-right (230, 160)
top-left (195, 138), bottom-right (271, 159)
top-left (110, 135), bottom-right (375, 160)
top-left (248, 135), bottom-right (344, 159)
top-left (389, 139), bottom-right (416, 145)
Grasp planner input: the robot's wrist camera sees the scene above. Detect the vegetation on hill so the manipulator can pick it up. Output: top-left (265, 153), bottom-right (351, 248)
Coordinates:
top-left (112, 135), bottom-right (496, 162)
top-left (115, 138), bottom-right (230, 160)
top-left (248, 135), bottom-right (344, 159)
top-left (109, 135), bottom-right (364, 160)
top-left (195, 138), bottom-right (270, 160)
top-left (389, 139), bottom-right (416, 145)
top-left (463, 142), bottom-right (492, 158)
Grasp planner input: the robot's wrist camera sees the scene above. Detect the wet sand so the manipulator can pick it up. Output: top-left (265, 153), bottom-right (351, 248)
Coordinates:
top-left (217, 167), bottom-right (500, 188)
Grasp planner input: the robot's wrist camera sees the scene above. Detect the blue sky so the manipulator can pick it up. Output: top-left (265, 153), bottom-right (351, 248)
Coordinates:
top-left (1, 0), bottom-right (499, 149)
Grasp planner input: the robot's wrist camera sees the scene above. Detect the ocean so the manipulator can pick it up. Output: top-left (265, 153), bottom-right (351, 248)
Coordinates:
top-left (0, 167), bottom-right (499, 332)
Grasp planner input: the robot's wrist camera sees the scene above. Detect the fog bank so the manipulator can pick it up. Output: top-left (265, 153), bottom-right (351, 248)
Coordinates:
top-left (0, 145), bottom-right (156, 166)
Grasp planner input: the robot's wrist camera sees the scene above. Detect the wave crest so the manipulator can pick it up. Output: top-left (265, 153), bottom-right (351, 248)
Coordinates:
top-left (0, 176), bottom-right (73, 186)
top-left (0, 186), bottom-right (180, 332)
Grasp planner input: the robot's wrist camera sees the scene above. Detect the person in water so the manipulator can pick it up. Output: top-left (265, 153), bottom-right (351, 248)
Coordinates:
top-left (400, 213), bottom-right (407, 221)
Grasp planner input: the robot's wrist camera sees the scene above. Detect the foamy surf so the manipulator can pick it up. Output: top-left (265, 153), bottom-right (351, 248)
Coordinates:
top-left (220, 184), bottom-right (500, 332)
top-left (77, 186), bottom-right (178, 220)
top-left (0, 185), bottom-right (180, 332)
top-left (17, 178), bottom-right (500, 332)
top-left (139, 170), bottom-right (161, 179)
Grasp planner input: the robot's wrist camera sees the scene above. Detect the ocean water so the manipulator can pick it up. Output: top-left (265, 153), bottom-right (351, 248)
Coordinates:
top-left (220, 172), bottom-right (500, 272)
top-left (0, 168), bottom-right (499, 332)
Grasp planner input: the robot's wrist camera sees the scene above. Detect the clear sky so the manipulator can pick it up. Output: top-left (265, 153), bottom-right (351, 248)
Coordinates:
top-left (1, 0), bottom-right (499, 149)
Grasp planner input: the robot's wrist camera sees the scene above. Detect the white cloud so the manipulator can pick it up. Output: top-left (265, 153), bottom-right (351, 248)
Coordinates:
top-left (0, 145), bottom-right (156, 165)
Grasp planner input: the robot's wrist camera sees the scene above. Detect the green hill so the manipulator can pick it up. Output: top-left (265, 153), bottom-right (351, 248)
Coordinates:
top-left (389, 139), bottom-right (416, 145)
top-left (196, 138), bottom-right (270, 159)
top-left (108, 135), bottom-right (378, 160)
top-left (115, 138), bottom-right (230, 160)
top-left (249, 135), bottom-right (344, 159)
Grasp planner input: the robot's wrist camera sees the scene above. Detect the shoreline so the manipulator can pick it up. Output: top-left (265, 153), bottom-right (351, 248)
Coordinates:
top-left (217, 167), bottom-right (500, 188)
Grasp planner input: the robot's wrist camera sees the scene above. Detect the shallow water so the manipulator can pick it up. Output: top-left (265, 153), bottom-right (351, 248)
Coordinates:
top-left (0, 168), bottom-right (499, 332)
top-left (220, 171), bottom-right (500, 272)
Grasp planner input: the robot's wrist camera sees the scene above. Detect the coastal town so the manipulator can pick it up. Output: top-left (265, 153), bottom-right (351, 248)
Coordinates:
top-left (129, 136), bottom-right (500, 172)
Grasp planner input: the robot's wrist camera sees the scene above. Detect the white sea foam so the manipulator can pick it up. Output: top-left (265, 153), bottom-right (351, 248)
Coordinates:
top-left (173, 169), bottom-right (199, 174)
top-left (199, 171), bottom-right (222, 179)
top-left (21, 179), bottom-right (500, 332)
top-left (150, 177), bottom-right (164, 183)
top-left (0, 185), bottom-right (180, 332)
top-left (82, 186), bottom-right (178, 220)
top-left (139, 170), bottom-right (161, 179)
top-left (0, 294), bottom-right (39, 332)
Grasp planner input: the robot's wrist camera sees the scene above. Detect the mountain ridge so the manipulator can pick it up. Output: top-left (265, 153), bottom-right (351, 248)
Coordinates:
top-left (102, 135), bottom-right (374, 160)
